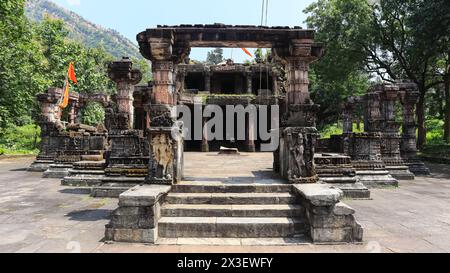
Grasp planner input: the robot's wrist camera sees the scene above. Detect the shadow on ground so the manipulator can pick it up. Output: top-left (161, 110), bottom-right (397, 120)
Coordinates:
top-left (59, 188), bottom-right (92, 195)
top-left (66, 209), bottom-right (112, 222)
top-left (9, 168), bottom-right (28, 172)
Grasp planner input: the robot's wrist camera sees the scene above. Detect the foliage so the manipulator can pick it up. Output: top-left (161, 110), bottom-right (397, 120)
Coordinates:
top-left (206, 48), bottom-right (224, 65)
top-left (320, 122), bottom-right (364, 139)
top-left (81, 102), bottom-right (105, 126)
top-left (305, 0), bottom-right (450, 147)
top-left (0, 0), bottom-right (48, 129)
top-left (33, 16), bottom-right (116, 94)
top-left (425, 119), bottom-right (445, 145)
top-left (304, 0), bottom-right (373, 127)
top-left (253, 49), bottom-right (271, 64)
top-left (0, 124), bottom-right (40, 155)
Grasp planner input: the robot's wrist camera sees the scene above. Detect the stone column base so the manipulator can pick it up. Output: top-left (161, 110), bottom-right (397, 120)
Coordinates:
top-left (201, 143), bottom-right (209, 153)
top-left (406, 159), bottom-right (430, 175)
top-left (28, 159), bottom-right (54, 172)
top-left (246, 143), bottom-right (256, 153)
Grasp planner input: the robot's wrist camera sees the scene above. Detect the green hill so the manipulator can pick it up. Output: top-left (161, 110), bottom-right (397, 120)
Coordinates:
top-left (25, 0), bottom-right (142, 60)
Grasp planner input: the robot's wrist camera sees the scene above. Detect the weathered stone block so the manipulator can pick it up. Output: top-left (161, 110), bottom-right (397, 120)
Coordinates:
top-left (310, 227), bottom-right (354, 243)
top-left (105, 227), bottom-right (157, 243)
top-left (119, 185), bottom-right (171, 207)
top-left (294, 184), bottom-right (343, 207)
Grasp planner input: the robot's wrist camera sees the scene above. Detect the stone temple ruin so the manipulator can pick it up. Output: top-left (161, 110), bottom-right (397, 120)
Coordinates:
top-left (29, 24), bottom-right (430, 245)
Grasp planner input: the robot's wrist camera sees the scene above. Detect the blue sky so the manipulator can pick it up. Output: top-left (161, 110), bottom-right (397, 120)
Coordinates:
top-left (49, 0), bottom-right (315, 62)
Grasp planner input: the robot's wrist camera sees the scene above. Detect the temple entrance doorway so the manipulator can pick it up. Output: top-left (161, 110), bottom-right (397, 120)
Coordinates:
top-left (182, 152), bottom-right (285, 184)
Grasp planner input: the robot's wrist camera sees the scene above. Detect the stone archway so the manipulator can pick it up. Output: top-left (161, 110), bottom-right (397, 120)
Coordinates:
top-left (137, 24), bottom-right (323, 185)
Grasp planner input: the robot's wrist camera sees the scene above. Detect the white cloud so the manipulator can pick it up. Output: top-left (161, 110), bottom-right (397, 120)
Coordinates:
top-left (67, 0), bottom-right (81, 6)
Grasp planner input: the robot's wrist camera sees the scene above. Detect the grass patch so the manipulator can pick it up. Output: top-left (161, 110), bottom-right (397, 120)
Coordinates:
top-left (0, 124), bottom-right (40, 156)
top-left (320, 122), bottom-right (364, 139)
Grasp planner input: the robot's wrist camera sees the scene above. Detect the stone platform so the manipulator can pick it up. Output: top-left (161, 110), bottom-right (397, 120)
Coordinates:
top-left (315, 153), bottom-right (370, 199)
top-left (2, 156), bottom-right (450, 252)
top-left (105, 153), bottom-right (363, 244)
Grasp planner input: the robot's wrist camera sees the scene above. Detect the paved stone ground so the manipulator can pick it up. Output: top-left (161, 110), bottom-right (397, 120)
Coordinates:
top-left (0, 153), bottom-right (449, 253)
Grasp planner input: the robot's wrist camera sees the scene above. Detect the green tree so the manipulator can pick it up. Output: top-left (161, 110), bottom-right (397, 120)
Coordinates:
top-left (304, 0), bottom-right (372, 127)
top-left (305, 0), bottom-right (450, 148)
top-left (34, 16), bottom-right (115, 95)
top-left (0, 0), bottom-right (48, 130)
top-left (206, 48), bottom-right (224, 65)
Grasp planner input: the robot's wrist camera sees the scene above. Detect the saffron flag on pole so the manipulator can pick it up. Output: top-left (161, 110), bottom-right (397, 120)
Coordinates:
top-left (241, 48), bottom-right (253, 58)
top-left (68, 62), bottom-right (77, 84)
top-left (59, 80), bottom-right (70, 109)
top-left (59, 62), bottom-right (77, 109)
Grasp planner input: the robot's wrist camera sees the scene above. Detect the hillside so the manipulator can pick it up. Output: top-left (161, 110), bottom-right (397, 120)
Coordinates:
top-left (25, 0), bottom-right (142, 60)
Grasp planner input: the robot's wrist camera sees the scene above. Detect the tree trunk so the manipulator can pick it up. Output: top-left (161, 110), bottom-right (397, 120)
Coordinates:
top-left (445, 81), bottom-right (450, 143)
top-left (444, 52), bottom-right (450, 143)
top-left (417, 87), bottom-right (427, 150)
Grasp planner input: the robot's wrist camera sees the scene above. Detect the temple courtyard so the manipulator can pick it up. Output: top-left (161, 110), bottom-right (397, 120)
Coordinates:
top-left (0, 153), bottom-right (449, 253)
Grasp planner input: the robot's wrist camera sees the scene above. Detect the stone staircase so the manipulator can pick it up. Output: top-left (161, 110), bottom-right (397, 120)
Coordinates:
top-left (157, 182), bottom-right (306, 239)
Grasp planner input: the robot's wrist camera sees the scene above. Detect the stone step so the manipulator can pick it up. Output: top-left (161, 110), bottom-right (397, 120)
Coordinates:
top-left (73, 161), bottom-right (106, 169)
top-left (161, 204), bottom-right (304, 217)
top-left (68, 169), bottom-right (105, 175)
top-left (91, 186), bottom-right (131, 198)
top-left (319, 177), bottom-right (359, 184)
top-left (165, 192), bottom-right (298, 205)
top-left (158, 217), bottom-right (305, 238)
top-left (100, 177), bottom-right (145, 183)
top-left (61, 176), bottom-right (104, 187)
top-left (172, 183), bottom-right (292, 194)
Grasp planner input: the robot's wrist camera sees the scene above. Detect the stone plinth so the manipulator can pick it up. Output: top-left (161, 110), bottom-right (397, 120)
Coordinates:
top-left (43, 130), bottom-right (108, 179)
top-left (347, 133), bottom-right (398, 188)
top-left (315, 153), bottom-right (370, 199)
top-left (105, 185), bottom-right (171, 243)
top-left (293, 184), bottom-right (363, 243)
top-left (105, 130), bottom-right (149, 178)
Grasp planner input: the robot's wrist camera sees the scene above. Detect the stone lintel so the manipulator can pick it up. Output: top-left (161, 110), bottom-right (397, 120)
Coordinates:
top-left (119, 185), bottom-right (171, 207)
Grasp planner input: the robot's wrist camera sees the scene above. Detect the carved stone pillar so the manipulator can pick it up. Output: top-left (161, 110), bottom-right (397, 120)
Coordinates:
top-left (379, 85), bottom-right (402, 159)
top-left (378, 84), bottom-right (414, 180)
top-left (273, 40), bottom-right (323, 184)
top-left (68, 102), bottom-right (77, 125)
top-left (108, 57), bottom-right (142, 130)
top-left (104, 58), bottom-right (150, 181)
top-left (246, 114), bottom-right (256, 152)
top-left (153, 61), bottom-right (176, 105)
top-left (201, 117), bottom-right (209, 152)
top-left (204, 70), bottom-right (211, 92)
top-left (342, 102), bottom-right (354, 134)
top-left (272, 73), bottom-right (279, 96)
top-left (246, 72), bottom-right (253, 94)
top-left (347, 86), bottom-right (398, 187)
top-left (399, 81), bottom-right (430, 175)
top-left (141, 36), bottom-right (190, 185)
top-left (28, 88), bottom-right (64, 172)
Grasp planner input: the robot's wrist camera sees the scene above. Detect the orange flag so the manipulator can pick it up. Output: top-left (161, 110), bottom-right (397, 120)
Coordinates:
top-left (59, 80), bottom-right (70, 109)
top-left (68, 62), bottom-right (77, 84)
top-left (241, 48), bottom-right (253, 58)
